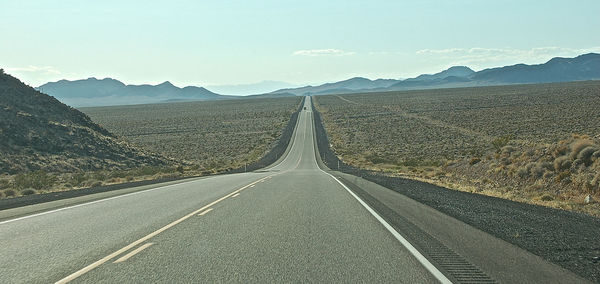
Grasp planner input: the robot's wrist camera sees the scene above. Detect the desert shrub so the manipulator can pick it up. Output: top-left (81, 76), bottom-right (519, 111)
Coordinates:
top-left (20, 188), bottom-right (37, 196)
top-left (4, 189), bottom-right (16, 197)
top-left (553, 144), bottom-right (569, 158)
top-left (109, 170), bottom-right (127, 179)
top-left (469, 158), bottom-right (481, 165)
top-left (554, 156), bottom-right (571, 171)
top-left (92, 171), bottom-right (106, 181)
top-left (132, 166), bottom-right (164, 176)
top-left (540, 194), bottom-right (554, 201)
top-left (538, 161), bottom-right (553, 171)
top-left (500, 157), bottom-right (511, 165)
top-left (577, 146), bottom-right (598, 165)
top-left (516, 166), bottom-right (530, 178)
top-left (366, 154), bottom-right (388, 164)
top-left (570, 139), bottom-right (594, 160)
top-left (13, 171), bottom-right (56, 190)
top-left (82, 180), bottom-right (102, 187)
top-left (591, 172), bottom-right (600, 192)
top-left (500, 145), bottom-right (516, 156)
top-left (399, 158), bottom-right (422, 167)
top-left (555, 171), bottom-right (571, 183)
top-left (492, 136), bottom-right (512, 153)
top-left (523, 149), bottom-right (535, 157)
top-left (69, 172), bottom-right (87, 187)
top-left (0, 179), bottom-right (8, 189)
top-left (530, 164), bottom-right (547, 178)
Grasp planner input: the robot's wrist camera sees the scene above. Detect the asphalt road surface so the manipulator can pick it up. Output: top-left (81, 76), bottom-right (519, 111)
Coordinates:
top-left (0, 97), bottom-right (587, 283)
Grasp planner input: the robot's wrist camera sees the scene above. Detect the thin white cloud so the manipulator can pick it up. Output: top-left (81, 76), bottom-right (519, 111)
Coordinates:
top-left (5, 65), bottom-right (61, 75)
top-left (293, 49), bottom-right (355, 56)
top-left (416, 48), bottom-right (464, 55)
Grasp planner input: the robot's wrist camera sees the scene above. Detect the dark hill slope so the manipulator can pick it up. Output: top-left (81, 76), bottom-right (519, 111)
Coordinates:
top-left (0, 71), bottom-right (167, 174)
top-left (471, 53), bottom-right (600, 84)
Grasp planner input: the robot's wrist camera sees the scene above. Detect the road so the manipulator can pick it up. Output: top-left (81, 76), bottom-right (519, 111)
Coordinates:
top-left (0, 97), bottom-right (441, 283)
top-left (0, 97), bottom-right (587, 283)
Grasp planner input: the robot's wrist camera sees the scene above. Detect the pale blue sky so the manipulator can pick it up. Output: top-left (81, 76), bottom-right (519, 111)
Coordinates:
top-left (1, 0), bottom-right (599, 90)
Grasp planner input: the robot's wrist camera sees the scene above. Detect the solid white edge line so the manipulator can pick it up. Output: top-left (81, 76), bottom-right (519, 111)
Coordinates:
top-left (0, 178), bottom-right (204, 225)
top-left (322, 172), bottom-right (452, 284)
top-left (308, 97), bottom-right (452, 284)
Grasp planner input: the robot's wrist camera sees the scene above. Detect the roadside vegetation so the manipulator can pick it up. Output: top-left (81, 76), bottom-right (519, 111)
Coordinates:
top-left (82, 97), bottom-right (302, 172)
top-left (0, 97), bottom-right (301, 199)
top-left (314, 81), bottom-right (600, 216)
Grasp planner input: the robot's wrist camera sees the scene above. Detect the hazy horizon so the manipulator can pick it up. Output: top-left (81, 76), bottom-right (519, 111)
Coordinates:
top-left (2, 0), bottom-right (599, 90)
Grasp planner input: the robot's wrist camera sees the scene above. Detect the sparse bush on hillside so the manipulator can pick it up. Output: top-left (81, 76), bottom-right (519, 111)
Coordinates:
top-left (20, 188), bottom-right (37, 196)
top-left (4, 189), bottom-right (16, 197)
top-left (69, 172), bottom-right (87, 187)
top-left (492, 136), bottom-right (512, 153)
top-left (577, 146), bottom-right (597, 165)
top-left (570, 139), bottom-right (595, 160)
top-left (530, 162), bottom-right (548, 178)
top-left (13, 170), bottom-right (56, 190)
top-left (554, 156), bottom-right (572, 171)
top-left (0, 179), bottom-right (8, 189)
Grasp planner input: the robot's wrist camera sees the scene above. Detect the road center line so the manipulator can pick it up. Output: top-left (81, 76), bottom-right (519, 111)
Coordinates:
top-left (57, 101), bottom-right (306, 283)
top-left (55, 175), bottom-right (272, 284)
top-left (113, 243), bottom-right (154, 263)
top-left (197, 208), bottom-right (213, 216)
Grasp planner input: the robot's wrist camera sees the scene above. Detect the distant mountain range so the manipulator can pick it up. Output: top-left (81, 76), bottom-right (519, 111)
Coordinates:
top-left (36, 53), bottom-right (600, 107)
top-left (37, 78), bottom-right (225, 107)
top-left (206, 81), bottom-right (299, 95)
top-left (271, 53), bottom-right (600, 96)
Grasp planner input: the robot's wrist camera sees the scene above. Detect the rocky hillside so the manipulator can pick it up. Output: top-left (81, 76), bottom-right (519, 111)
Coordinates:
top-left (0, 70), bottom-right (167, 174)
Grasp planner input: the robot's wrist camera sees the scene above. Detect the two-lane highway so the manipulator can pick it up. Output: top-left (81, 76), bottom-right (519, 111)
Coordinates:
top-left (1, 97), bottom-right (445, 283)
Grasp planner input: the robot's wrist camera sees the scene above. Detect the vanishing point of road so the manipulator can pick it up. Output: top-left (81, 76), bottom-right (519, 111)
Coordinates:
top-left (0, 97), bottom-right (586, 283)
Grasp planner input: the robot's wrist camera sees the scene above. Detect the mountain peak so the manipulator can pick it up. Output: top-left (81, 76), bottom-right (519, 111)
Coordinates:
top-left (409, 65), bottom-right (475, 82)
top-left (157, 81), bottom-right (175, 87)
top-left (446, 66), bottom-right (474, 72)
